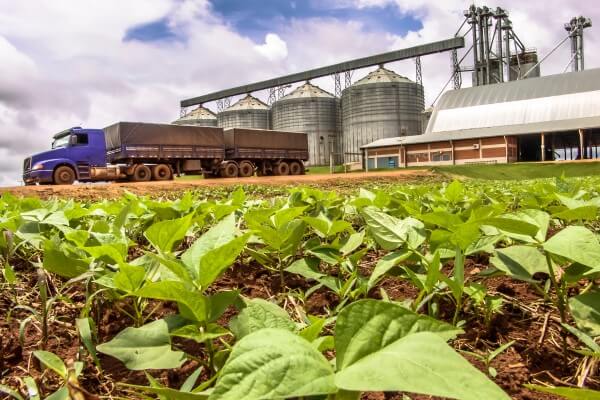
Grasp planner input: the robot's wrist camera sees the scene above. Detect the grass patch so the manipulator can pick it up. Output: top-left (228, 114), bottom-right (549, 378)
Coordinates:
top-left (432, 162), bottom-right (600, 180)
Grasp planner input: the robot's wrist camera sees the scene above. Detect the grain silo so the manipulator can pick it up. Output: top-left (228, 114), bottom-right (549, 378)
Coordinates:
top-left (172, 105), bottom-right (217, 127)
top-left (217, 94), bottom-right (270, 129)
top-left (271, 82), bottom-right (339, 166)
top-left (341, 66), bottom-right (424, 162)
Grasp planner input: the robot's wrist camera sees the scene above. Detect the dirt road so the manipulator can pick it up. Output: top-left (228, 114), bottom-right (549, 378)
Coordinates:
top-left (1, 169), bottom-right (434, 200)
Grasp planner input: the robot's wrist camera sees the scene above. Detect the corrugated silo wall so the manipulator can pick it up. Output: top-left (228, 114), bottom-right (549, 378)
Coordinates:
top-left (271, 98), bottom-right (339, 166)
top-left (341, 82), bottom-right (424, 163)
top-left (217, 110), bottom-right (270, 129)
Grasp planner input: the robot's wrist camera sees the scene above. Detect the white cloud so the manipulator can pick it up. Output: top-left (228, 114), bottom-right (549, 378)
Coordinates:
top-left (0, 0), bottom-right (597, 186)
top-left (254, 33), bottom-right (289, 61)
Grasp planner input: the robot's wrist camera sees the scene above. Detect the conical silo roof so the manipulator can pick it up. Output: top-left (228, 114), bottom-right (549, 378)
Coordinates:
top-left (279, 82), bottom-right (335, 100)
top-left (351, 66), bottom-right (413, 86)
top-left (225, 94), bottom-right (269, 111)
top-left (174, 105), bottom-right (216, 123)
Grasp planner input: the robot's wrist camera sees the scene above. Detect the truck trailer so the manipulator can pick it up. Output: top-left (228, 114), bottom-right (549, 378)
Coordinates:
top-left (22, 122), bottom-right (308, 185)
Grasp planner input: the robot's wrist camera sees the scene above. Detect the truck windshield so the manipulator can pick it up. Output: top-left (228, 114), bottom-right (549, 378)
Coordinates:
top-left (52, 135), bottom-right (71, 149)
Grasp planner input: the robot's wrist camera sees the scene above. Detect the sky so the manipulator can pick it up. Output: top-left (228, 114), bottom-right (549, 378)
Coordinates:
top-left (0, 0), bottom-right (597, 186)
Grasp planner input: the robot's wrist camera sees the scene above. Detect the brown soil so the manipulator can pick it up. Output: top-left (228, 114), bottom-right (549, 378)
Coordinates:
top-left (1, 253), bottom-right (597, 400)
top-left (2, 169), bottom-right (433, 200)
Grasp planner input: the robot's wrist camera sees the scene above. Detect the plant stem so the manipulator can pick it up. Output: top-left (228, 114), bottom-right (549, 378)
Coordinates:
top-left (37, 269), bottom-right (48, 350)
top-left (545, 253), bottom-right (568, 362)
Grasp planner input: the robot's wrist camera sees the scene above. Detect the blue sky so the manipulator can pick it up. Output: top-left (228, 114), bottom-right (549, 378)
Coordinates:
top-left (125, 0), bottom-right (423, 42)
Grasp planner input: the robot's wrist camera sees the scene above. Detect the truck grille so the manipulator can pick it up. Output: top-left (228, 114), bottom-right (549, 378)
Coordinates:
top-left (23, 157), bottom-right (31, 172)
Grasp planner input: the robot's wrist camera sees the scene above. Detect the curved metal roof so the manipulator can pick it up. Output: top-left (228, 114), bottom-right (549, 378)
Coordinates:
top-left (425, 68), bottom-right (600, 137)
top-left (277, 82), bottom-right (334, 100)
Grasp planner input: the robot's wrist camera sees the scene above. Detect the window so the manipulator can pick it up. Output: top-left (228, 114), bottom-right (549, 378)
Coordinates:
top-left (431, 151), bottom-right (452, 162)
top-left (377, 156), bottom-right (398, 169)
top-left (407, 152), bottom-right (429, 163)
top-left (74, 133), bottom-right (89, 145)
top-left (51, 135), bottom-right (70, 149)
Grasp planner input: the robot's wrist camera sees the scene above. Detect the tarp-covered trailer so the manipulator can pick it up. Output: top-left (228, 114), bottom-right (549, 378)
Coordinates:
top-left (219, 128), bottom-right (309, 177)
top-left (104, 122), bottom-right (225, 181)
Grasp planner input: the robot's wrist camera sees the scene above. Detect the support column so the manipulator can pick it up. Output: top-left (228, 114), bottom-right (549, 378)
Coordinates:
top-left (450, 141), bottom-right (455, 165)
top-left (504, 136), bottom-right (508, 163)
top-left (403, 146), bottom-right (408, 168)
top-left (540, 133), bottom-right (545, 161)
top-left (364, 149), bottom-right (369, 172)
top-left (579, 129), bottom-right (585, 159)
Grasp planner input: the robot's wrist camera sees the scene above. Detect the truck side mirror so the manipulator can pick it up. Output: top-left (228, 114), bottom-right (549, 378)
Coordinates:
top-left (69, 135), bottom-right (78, 146)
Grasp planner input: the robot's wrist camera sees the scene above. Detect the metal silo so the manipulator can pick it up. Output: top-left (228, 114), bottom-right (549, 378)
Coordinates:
top-left (271, 82), bottom-right (339, 166)
top-left (217, 94), bottom-right (270, 129)
top-left (341, 66), bottom-right (425, 162)
top-left (172, 105), bottom-right (217, 127)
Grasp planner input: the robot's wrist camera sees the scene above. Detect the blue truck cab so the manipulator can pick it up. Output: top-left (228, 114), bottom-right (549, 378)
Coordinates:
top-left (23, 127), bottom-right (107, 185)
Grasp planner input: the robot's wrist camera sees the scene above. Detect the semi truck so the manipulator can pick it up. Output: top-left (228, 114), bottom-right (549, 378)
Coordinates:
top-left (22, 122), bottom-right (308, 185)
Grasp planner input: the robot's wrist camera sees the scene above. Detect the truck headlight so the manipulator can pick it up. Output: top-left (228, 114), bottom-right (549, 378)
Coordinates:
top-left (32, 163), bottom-right (44, 170)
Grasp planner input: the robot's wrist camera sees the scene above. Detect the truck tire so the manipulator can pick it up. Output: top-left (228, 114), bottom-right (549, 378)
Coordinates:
top-left (238, 161), bottom-right (254, 177)
top-left (289, 161), bottom-right (303, 175)
top-left (273, 161), bottom-right (290, 176)
top-left (152, 164), bottom-right (172, 181)
top-left (53, 166), bottom-right (76, 185)
top-left (132, 164), bottom-right (151, 182)
top-left (220, 162), bottom-right (238, 178)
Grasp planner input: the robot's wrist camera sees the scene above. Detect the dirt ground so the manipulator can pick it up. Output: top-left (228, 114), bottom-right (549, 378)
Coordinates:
top-left (2, 169), bottom-right (434, 199)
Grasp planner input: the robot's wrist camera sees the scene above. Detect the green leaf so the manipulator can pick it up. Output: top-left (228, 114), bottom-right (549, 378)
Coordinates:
top-left (299, 316), bottom-right (328, 342)
top-left (198, 233), bottom-right (250, 288)
top-left (229, 298), bottom-right (296, 339)
top-left (136, 281), bottom-right (207, 323)
top-left (122, 384), bottom-right (209, 400)
top-left (525, 385), bottom-right (600, 400)
top-left (33, 350), bottom-right (67, 379)
top-left (144, 213), bottom-right (193, 253)
top-left (0, 384), bottom-right (25, 400)
top-left (339, 231), bottom-right (365, 256)
top-left (182, 213), bottom-right (237, 276)
top-left (207, 290), bottom-right (240, 322)
top-left (367, 249), bottom-right (411, 290)
top-left (114, 263), bottom-right (146, 294)
top-left (97, 319), bottom-right (186, 370)
top-left (362, 208), bottom-right (415, 251)
top-left (543, 226), bottom-right (600, 270)
top-left (44, 388), bottom-right (69, 400)
top-left (569, 291), bottom-right (600, 337)
top-left (444, 180), bottom-right (464, 203)
top-left (76, 317), bottom-right (101, 369)
top-left (553, 206), bottom-right (598, 222)
top-left (490, 246), bottom-right (548, 282)
top-left (335, 299), bottom-right (462, 370)
top-left (42, 239), bottom-right (89, 278)
top-left (210, 328), bottom-right (336, 400)
top-left (335, 332), bottom-right (510, 400)
top-left (561, 323), bottom-right (600, 354)
top-left (171, 324), bottom-right (230, 343)
top-left (2, 264), bottom-right (16, 285)
top-left (483, 217), bottom-right (539, 238)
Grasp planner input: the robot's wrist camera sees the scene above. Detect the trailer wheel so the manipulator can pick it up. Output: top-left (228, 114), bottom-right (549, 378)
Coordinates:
top-left (132, 164), bottom-right (151, 182)
top-left (220, 162), bottom-right (239, 178)
top-left (238, 161), bottom-right (254, 177)
top-left (152, 164), bottom-right (172, 181)
top-left (273, 161), bottom-right (290, 176)
top-left (289, 161), bottom-right (303, 175)
top-left (53, 166), bottom-right (76, 185)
